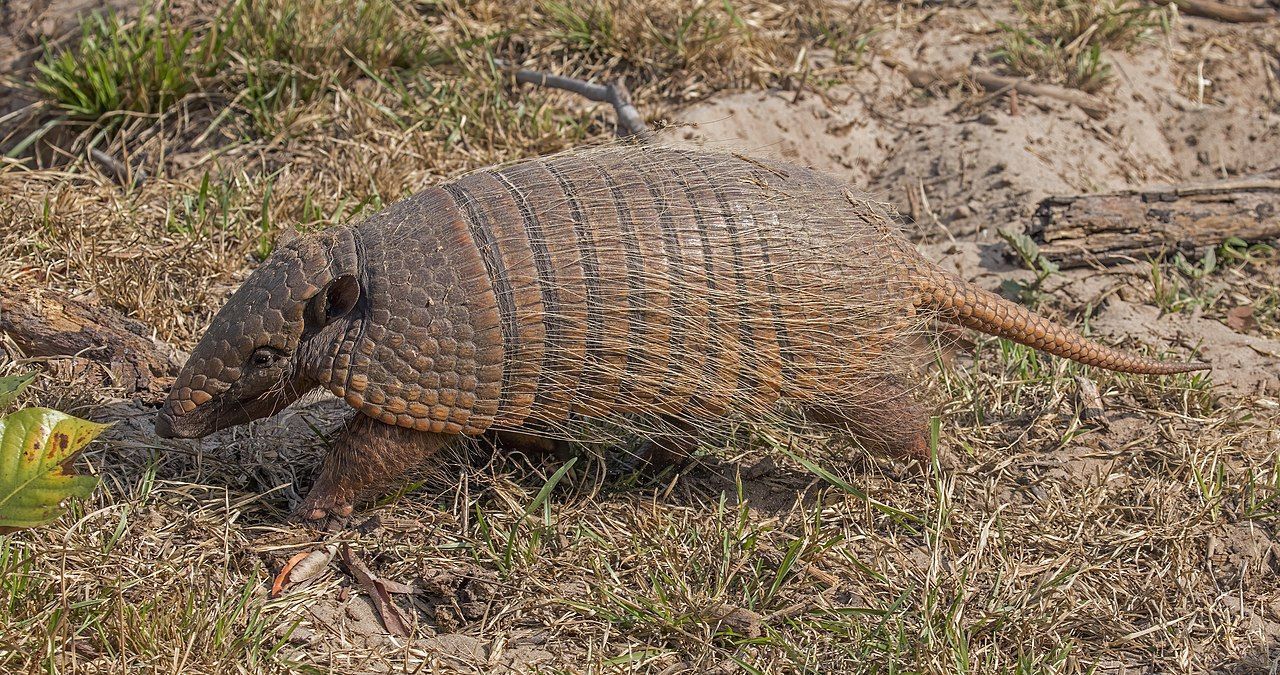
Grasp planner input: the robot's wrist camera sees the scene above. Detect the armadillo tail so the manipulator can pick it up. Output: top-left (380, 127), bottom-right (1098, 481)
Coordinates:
top-left (918, 270), bottom-right (1210, 375)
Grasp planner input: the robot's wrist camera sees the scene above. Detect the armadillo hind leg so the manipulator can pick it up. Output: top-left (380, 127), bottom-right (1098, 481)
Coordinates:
top-left (635, 418), bottom-right (700, 472)
top-left (803, 374), bottom-right (931, 465)
top-left (292, 414), bottom-right (457, 530)
top-left (491, 426), bottom-right (573, 461)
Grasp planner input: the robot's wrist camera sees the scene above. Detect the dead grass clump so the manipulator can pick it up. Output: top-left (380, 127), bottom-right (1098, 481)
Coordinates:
top-left (227, 0), bottom-right (438, 78)
top-left (1169, 27), bottom-right (1280, 110)
top-left (18, 0), bottom-right (587, 161)
top-left (0, 170), bottom-right (260, 345)
top-left (994, 0), bottom-right (1169, 91)
top-left (0, 470), bottom-right (314, 673)
top-left (462, 0), bottom-right (884, 103)
top-left (222, 0), bottom-right (444, 132)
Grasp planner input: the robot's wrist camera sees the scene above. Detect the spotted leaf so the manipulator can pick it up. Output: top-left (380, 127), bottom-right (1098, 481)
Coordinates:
top-left (0, 408), bottom-right (105, 533)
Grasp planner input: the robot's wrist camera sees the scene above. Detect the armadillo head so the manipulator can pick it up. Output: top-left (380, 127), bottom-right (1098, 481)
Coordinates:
top-left (155, 233), bottom-right (359, 439)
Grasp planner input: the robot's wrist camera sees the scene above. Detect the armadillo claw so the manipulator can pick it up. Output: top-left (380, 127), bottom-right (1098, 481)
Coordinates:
top-left (901, 433), bottom-right (931, 467)
top-left (290, 494), bottom-right (355, 532)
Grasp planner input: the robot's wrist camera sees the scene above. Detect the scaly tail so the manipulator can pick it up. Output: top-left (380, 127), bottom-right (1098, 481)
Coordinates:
top-left (912, 264), bottom-right (1210, 375)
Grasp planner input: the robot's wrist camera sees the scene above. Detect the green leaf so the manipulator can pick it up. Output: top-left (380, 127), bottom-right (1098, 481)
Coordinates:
top-left (0, 372), bottom-right (38, 410)
top-left (0, 408), bottom-right (105, 533)
top-left (522, 456), bottom-right (578, 519)
top-left (1201, 246), bottom-right (1217, 276)
top-left (999, 228), bottom-right (1041, 270)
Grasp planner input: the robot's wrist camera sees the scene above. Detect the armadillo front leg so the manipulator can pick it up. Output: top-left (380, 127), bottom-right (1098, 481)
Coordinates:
top-left (293, 413), bottom-right (457, 528)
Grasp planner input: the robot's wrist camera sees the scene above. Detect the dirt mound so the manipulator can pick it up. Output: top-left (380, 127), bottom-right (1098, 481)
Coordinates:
top-left (1092, 301), bottom-right (1280, 396)
top-left (673, 84), bottom-right (897, 188)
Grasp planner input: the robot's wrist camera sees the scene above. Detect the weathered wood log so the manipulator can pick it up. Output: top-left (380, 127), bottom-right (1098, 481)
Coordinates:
top-left (0, 287), bottom-right (182, 397)
top-left (1029, 179), bottom-right (1280, 268)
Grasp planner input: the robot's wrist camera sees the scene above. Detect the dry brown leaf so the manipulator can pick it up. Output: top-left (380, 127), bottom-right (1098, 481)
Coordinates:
top-left (340, 544), bottom-right (411, 638)
top-left (1226, 305), bottom-right (1258, 332)
top-left (290, 546), bottom-right (338, 585)
top-left (271, 551), bottom-right (310, 598)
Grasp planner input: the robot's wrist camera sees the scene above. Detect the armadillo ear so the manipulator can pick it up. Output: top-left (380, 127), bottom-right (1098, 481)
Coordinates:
top-left (323, 275), bottom-right (360, 321)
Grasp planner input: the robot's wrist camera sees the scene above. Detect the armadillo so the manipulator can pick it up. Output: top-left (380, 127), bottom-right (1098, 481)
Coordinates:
top-left (154, 146), bottom-right (1208, 524)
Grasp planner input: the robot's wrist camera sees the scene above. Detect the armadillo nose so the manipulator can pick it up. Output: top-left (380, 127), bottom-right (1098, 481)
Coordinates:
top-left (154, 411), bottom-right (174, 438)
top-left (154, 409), bottom-right (178, 438)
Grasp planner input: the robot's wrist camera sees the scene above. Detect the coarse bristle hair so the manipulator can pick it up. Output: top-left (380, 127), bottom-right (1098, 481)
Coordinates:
top-left (356, 141), bottom-right (940, 454)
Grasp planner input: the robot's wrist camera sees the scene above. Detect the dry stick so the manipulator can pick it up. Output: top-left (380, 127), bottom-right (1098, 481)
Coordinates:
top-left (904, 66), bottom-right (1111, 119)
top-left (494, 59), bottom-right (653, 142)
top-left (1161, 0), bottom-right (1275, 23)
top-left (792, 63), bottom-right (811, 105)
top-left (1074, 376), bottom-right (1106, 422)
top-left (973, 71), bottom-right (1110, 119)
top-left (89, 147), bottom-right (147, 187)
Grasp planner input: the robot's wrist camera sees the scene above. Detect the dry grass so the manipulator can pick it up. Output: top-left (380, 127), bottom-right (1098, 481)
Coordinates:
top-left (993, 0), bottom-right (1169, 92)
top-left (2, 0), bottom-right (1279, 672)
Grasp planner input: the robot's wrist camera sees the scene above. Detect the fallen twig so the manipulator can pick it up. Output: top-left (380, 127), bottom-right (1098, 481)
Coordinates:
top-left (89, 147), bottom-right (146, 187)
top-left (1162, 0), bottom-right (1275, 22)
top-left (902, 65), bottom-right (1111, 119)
top-left (494, 59), bottom-right (653, 142)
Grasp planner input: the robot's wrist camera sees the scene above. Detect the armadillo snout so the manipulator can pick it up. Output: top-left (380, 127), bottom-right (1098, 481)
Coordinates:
top-left (154, 404), bottom-right (202, 439)
top-left (154, 409), bottom-right (179, 438)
